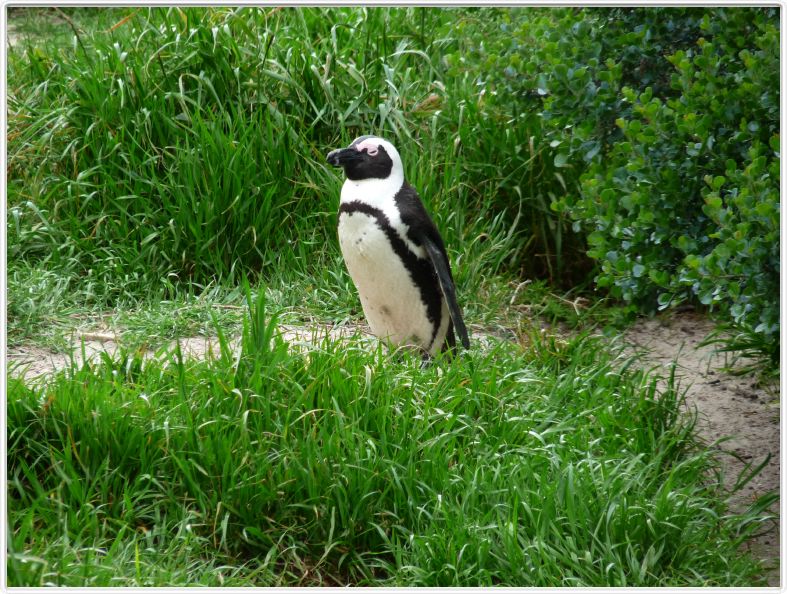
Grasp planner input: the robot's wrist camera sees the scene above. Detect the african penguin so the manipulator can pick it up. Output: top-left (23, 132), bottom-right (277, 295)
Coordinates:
top-left (326, 135), bottom-right (470, 358)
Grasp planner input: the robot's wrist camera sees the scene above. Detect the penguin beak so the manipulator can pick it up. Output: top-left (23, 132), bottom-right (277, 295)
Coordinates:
top-left (326, 147), bottom-right (360, 167)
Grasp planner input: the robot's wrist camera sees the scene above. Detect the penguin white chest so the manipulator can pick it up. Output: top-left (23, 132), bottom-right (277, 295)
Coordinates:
top-left (338, 211), bottom-right (434, 350)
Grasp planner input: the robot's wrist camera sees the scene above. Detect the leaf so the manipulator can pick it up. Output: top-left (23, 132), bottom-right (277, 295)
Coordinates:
top-left (685, 254), bottom-right (701, 270)
top-left (584, 142), bottom-right (601, 161)
top-left (554, 153), bottom-right (569, 168)
top-left (704, 195), bottom-right (722, 210)
top-left (657, 292), bottom-right (673, 310)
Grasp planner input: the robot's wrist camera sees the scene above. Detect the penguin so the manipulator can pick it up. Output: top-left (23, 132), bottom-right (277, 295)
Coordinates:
top-left (326, 135), bottom-right (470, 358)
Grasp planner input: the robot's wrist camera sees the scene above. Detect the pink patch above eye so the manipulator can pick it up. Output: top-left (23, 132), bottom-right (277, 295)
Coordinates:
top-left (356, 139), bottom-right (379, 155)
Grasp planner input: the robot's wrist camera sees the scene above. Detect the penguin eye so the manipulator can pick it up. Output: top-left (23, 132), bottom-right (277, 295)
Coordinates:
top-left (366, 146), bottom-right (379, 156)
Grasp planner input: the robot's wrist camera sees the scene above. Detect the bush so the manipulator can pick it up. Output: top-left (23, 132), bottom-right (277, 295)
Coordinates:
top-left (479, 8), bottom-right (779, 364)
top-left (575, 9), bottom-right (779, 363)
top-left (448, 8), bottom-right (717, 287)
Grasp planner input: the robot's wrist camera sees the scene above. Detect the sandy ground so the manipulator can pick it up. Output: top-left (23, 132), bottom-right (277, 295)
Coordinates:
top-left (7, 311), bottom-right (780, 584)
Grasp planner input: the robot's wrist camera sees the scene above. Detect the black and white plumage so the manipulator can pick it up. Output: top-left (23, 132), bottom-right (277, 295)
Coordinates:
top-left (326, 135), bottom-right (470, 357)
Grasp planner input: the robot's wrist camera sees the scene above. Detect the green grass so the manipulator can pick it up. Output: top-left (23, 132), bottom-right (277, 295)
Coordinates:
top-left (7, 7), bottom-right (125, 45)
top-left (8, 290), bottom-right (773, 586)
top-left (7, 6), bottom-right (588, 309)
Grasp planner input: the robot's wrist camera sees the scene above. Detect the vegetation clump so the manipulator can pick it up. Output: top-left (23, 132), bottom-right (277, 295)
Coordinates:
top-left (474, 7), bottom-right (780, 363)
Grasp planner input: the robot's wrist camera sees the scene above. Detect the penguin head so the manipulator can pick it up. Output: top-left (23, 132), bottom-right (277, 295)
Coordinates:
top-left (326, 135), bottom-right (404, 181)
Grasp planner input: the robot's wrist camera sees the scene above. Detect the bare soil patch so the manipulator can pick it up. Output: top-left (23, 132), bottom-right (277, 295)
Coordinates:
top-left (7, 322), bottom-right (503, 381)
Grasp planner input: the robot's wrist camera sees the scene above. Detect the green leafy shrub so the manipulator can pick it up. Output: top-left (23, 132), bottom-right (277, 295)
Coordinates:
top-left (444, 8), bottom-right (717, 286)
top-left (476, 7), bottom-right (779, 364)
top-left (574, 9), bottom-right (779, 363)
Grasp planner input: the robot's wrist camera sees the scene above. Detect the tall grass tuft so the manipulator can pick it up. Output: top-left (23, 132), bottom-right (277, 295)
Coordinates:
top-left (8, 7), bottom-right (582, 303)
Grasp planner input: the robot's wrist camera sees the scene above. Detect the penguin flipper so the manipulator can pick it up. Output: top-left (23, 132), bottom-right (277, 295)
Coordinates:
top-left (421, 236), bottom-right (470, 350)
